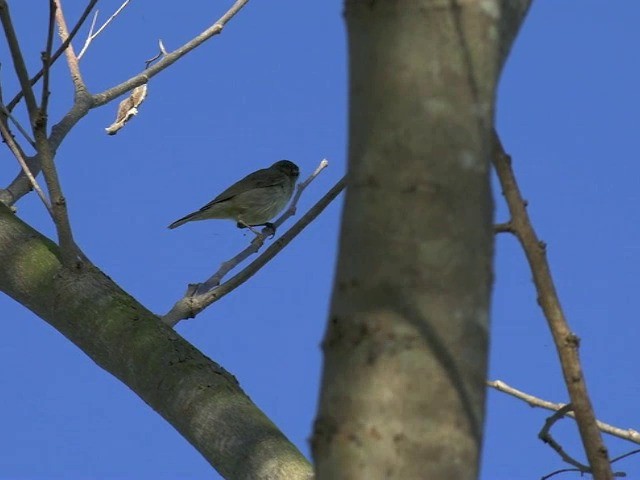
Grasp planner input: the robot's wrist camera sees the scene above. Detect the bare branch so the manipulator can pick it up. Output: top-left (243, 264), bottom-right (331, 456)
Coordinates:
top-left (53, 0), bottom-right (88, 97)
top-left (77, 0), bottom-right (131, 60)
top-left (41, 0), bottom-right (57, 116)
top-left (3, 100), bottom-right (89, 206)
top-left (6, 0), bottom-right (98, 112)
top-left (145, 39), bottom-right (168, 69)
top-left (541, 468), bottom-right (584, 480)
top-left (493, 221), bottom-right (513, 234)
top-left (492, 130), bottom-right (613, 479)
top-left (162, 169), bottom-right (344, 327)
top-left (92, 0), bottom-right (250, 108)
top-left (36, 138), bottom-right (81, 266)
top-left (537, 406), bottom-right (627, 478)
top-left (0, 118), bottom-right (51, 212)
top-left (0, 0), bottom-right (40, 120)
top-left (5, 0), bottom-right (251, 206)
top-left (611, 449), bottom-right (640, 465)
top-left (488, 380), bottom-right (640, 445)
top-left (539, 404), bottom-right (591, 472)
top-left (0, 102), bottom-right (35, 147)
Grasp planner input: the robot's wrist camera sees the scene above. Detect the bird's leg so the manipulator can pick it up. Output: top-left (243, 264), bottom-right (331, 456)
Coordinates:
top-left (236, 221), bottom-right (276, 238)
top-left (236, 220), bottom-right (262, 235)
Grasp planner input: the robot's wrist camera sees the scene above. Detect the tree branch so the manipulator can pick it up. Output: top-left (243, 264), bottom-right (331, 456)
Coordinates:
top-left (487, 380), bottom-right (640, 445)
top-left (92, 0), bottom-right (250, 107)
top-left (0, 116), bottom-right (51, 212)
top-left (492, 131), bottom-right (614, 479)
top-left (0, 91), bottom-right (35, 146)
top-left (0, 203), bottom-right (313, 479)
top-left (5, 0), bottom-right (98, 112)
top-left (0, 0), bottom-right (40, 121)
top-left (77, 0), bottom-right (131, 60)
top-left (41, 0), bottom-right (57, 115)
top-left (537, 408), bottom-right (626, 478)
top-left (53, 0), bottom-right (88, 97)
top-left (539, 404), bottom-right (591, 473)
top-left (163, 171), bottom-right (345, 327)
top-left (4, 0), bottom-right (250, 206)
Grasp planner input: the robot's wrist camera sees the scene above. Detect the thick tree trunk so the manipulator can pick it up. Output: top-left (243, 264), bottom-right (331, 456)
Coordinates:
top-left (313, 1), bottom-right (530, 478)
top-left (0, 204), bottom-right (312, 480)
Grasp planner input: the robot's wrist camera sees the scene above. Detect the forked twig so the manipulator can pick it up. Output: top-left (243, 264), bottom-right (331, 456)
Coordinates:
top-left (6, 0), bottom-right (98, 111)
top-left (0, 119), bottom-right (51, 212)
top-left (487, 380), bottom-right (640, 445)
top-left (77, 0), bottom-right (131, 60)
top-left (538, 406), bottom-right (627, 479)
top-left (492, 130), bottom-right (613, 479)
top-left (539, 404), bottom-right (590, 472)
top-left (53, 0), bottom-right (87, 95)
top-left (4, 0), bottom-right (251, 207)
top-left (0, 102), bottom-right (35, 147)
top-left (145, 39), bottom-right (168, 69)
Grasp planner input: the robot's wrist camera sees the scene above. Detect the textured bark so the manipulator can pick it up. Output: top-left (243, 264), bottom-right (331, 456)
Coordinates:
top-left (313, 1), bottom-right (530, 478)
top-left (0, 204), bottom-right (312, 480)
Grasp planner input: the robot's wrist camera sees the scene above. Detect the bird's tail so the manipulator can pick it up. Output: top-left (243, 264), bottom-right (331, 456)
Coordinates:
top-left (168, 211), bottom-right (199, 229)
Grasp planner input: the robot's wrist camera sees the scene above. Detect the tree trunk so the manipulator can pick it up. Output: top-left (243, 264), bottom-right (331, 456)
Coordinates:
top-left (313, 1), bottom-right (531, 478)
top-left (0, 204), bottom-right (312, 480)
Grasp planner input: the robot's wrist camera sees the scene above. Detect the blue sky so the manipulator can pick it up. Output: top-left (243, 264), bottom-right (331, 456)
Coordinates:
top-left (1, 1), bottom-right (639, 479)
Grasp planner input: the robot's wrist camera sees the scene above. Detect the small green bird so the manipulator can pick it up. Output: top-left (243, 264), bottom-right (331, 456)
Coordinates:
top-left (168, 160), bottom-right (300, 232)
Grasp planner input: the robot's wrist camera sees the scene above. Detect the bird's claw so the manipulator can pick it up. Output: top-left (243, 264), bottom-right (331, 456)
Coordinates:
top-left (262, 223), bottom-right (276, 238)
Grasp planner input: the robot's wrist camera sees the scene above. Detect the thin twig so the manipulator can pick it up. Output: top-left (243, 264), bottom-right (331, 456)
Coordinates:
top-left (539, 404), bottom-right (591, 472)
top-left (162, 171), bottom-right (345, 327)
top-left (77, 0), bottom-right (131, 60)
top-left (4, 0), bottom-right (251, 206)
top-left (0, 120), bottom-right (51, 212)
top-left (492, 131), bottom-right (613, 479)
top-left (41, 0), bottom-right (57, 116)
top-left (0, 102), bottom-right (35, 147)
top-left (0, 71), bottom-right (34, 147)
top-left (611, 448), bottom-right (640, 464)
top-left (53, 0), bottom-right (88, 97)
top-left (541, 468), bottom-right (625, 480)
top-left (6, 0), bottom-right (98, 112)
top-left (487, 380), bottom-right (640, 445)
top-left (145, 39), bottom-right (168, 69)
top-left (538, 409), bottom-right (628, 479)
top-left (540, 468), bottom-right (582, 480)
top-left (0, 0), bottom-right (40, 120)
top-left (92, 0), bottom-right (250, 107)
top-left (493, 221), bottom-right (513, 234)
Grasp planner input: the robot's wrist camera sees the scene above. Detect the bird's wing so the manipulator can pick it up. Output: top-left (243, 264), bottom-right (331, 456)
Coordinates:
top-left (199, 168), bottom-right (287, 210)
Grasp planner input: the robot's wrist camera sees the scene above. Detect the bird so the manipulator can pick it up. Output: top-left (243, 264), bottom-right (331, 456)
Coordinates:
top-left (168, 160), bottom-right (300, 234)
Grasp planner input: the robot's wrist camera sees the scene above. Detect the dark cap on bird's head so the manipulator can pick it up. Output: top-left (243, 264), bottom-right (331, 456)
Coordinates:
top-left (272, 160), bottom-right (299, 178)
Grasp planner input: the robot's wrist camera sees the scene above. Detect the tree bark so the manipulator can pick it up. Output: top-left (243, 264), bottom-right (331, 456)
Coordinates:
top-left (0, 203), bottom-right (312, 480)
top-left (313, 1), bottom-right (530, 478)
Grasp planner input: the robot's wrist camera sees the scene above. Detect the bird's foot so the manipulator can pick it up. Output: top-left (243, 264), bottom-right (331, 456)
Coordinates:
top-left (262, 222), bottom-right (276, 238)
top-left (237, 221), bottom-right (262, 236)
top-left (236, 221), bottom-right (276, 238)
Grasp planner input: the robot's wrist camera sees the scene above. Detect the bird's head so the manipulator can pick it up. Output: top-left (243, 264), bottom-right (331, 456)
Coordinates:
top-left (273, 160), bottom-right (300, 178)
